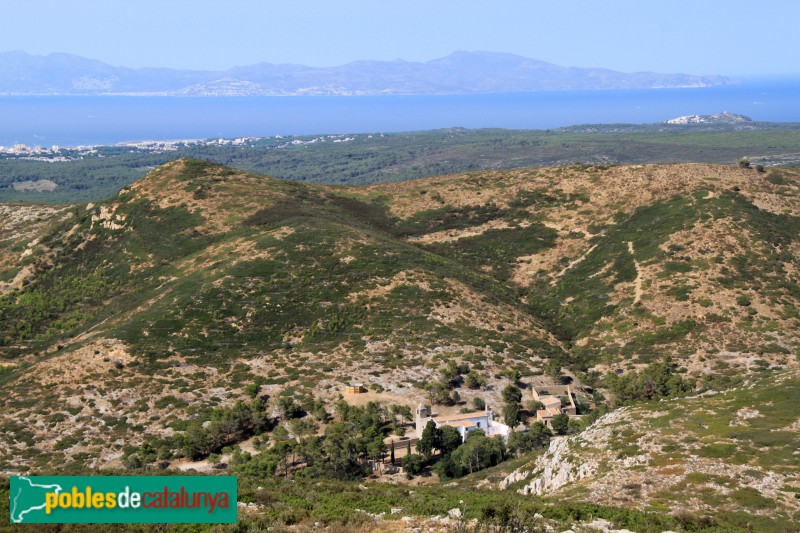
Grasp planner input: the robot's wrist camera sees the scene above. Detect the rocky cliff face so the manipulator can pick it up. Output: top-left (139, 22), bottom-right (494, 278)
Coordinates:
top-left (499, 410), bottom-right (632, 494)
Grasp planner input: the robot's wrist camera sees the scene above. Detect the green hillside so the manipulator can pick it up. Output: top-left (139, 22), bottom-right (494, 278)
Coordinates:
top-left (0, 159), bottom-right (798, 531)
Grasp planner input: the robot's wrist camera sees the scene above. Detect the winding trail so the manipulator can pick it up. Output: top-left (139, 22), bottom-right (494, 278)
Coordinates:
top-left (628, 241), bottom-right (643, 304)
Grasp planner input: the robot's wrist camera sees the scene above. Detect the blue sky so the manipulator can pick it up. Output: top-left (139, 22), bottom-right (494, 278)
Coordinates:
top-left (1, 0), bottom-right (798, 75)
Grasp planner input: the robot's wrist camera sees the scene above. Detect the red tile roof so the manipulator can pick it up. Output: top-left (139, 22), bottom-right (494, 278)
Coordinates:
top-left (433, 410), bottom-right (488, 423)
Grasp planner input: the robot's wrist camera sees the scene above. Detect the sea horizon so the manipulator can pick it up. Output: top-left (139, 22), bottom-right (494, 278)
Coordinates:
top-left (2, 79), bottom-right (799, 147)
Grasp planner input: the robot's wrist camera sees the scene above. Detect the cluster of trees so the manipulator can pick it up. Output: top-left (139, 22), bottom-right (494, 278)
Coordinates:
top-left (180, 398), bottom-right (271, 460)
top-left (230, 401), bottom-right (395, 481)
top-left (406, 417), bottom-right (556, 480)
top-left (464, 369), bottom-right (488, 389)
top-left (123, 395), bottom-right (413, 479)
top-left (424, 361), bottom-right (475, 406)
top-left (605, 358), bottom-right (691, 405)
top-left (507, 422), bottom-right (552, 455)
top-left (501, 370), bottom-right (586, 436)
top-left (423, 362), bottom-right (526, 424)
top-left (0, 269), bottom-right (118, 349)
top-left (435, 430), bottom-right (506, 479)
top-left (121, 397), bottom-right (271, 468)
top-left (403, 421), bottom-right (507, 480)
top-left (121, 441), bottom-right (169, 470)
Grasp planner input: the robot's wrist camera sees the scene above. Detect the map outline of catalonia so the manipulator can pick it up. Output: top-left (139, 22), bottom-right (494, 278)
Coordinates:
top-left (10, 476), bottom-right (63, 523)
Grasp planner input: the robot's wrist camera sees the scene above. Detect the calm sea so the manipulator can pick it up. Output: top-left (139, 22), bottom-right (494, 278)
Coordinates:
top-left (1, 80), bottom-right (799, 146)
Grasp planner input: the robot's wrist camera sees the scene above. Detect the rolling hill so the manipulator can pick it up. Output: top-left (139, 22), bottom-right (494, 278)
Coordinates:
top-left (0, 159), bottom-right (798, 529)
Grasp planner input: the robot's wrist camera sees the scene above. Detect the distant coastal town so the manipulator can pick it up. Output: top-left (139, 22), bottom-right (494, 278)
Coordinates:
top-left (0, 134), bottom-right (362, 162)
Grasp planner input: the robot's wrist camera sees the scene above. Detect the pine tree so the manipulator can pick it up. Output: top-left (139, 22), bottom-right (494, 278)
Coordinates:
top-left (503, 402), bottom-right (521, 427)
top-left (417, 420), bottom-right (441, 460)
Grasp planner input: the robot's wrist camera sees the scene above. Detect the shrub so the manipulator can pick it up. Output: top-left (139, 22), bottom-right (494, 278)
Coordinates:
top-left (697, 443), bottom-right (736, 458)
top-left (766, 172), bottom-right (789, 185)
top-left (732, 487), bottom-right (776, 510)
top-left (550, 414), bottom-right (570, 435)
top-left (464, 371), bottom-right (487, 390)
top-left (244, 383), bottom-right (261, 398)
top-left (402, 454), bottom-right (425, 477)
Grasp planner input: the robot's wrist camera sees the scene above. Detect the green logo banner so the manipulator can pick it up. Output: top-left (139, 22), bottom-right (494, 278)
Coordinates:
top-left (9, 476), bottom-right (237, 524)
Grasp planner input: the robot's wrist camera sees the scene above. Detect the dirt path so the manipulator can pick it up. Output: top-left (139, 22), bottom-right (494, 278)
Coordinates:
top-left (628, 241), bottom-right (643, 304)
top-left (553, 244), bottom-right (598, 283)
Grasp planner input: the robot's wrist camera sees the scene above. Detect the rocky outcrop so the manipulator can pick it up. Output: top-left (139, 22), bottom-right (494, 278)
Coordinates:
top-left (501, 408), bottom-right (631, 494)
top-left (499, 373), bottom-right (800, 521)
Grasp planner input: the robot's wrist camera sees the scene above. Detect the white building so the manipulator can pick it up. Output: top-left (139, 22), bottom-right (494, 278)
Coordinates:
top-left (415, 403), bottom-right (511, 442)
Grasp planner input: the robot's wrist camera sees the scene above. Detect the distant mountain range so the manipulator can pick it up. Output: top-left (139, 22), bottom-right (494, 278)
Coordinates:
top-left (0, 50), bottom-right (730, 96)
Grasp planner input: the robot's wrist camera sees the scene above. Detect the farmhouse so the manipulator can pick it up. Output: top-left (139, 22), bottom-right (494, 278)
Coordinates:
top-left (532, 385), bottom-right (577, 426)
top-left (415, 403), bottom-right (511, 442)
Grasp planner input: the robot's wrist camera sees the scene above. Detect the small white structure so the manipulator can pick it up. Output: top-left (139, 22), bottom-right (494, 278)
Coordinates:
top-left (415, 403), bottom-right (511, 442)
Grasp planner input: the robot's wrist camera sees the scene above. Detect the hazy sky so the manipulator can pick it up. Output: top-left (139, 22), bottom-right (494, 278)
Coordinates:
top-left (2, 0), bottom-right (798, 75)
